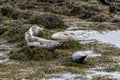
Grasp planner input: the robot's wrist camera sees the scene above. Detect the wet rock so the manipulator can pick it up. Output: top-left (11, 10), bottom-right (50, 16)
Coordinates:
top-left (72, 51), bottom-right (87, 64)
top-left (51, 32), bottom-right (73, 42)
top-left (29, 13), bottom-right (67, 29)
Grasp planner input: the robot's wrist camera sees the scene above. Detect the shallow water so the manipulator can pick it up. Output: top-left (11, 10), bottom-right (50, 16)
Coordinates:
top-left (66, 30), bottom-right (120, 48)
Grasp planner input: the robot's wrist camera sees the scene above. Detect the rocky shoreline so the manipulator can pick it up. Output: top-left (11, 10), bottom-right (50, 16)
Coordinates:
top-left (0, 0), bottom-right (120, 79)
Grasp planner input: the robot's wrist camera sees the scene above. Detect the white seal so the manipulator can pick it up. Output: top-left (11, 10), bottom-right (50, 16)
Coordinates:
top-left (51, 32), bottom-right (73, 42)
top-left (25, 25), bottom-right (62, 51)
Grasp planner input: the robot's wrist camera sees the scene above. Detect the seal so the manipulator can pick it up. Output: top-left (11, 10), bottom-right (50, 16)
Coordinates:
top-left (72, 51), bottom-right (87, 64)
top-left (29, 25), bottom-right (43, 37)
top-left (51, 32), bottom-right (73, 42)
top-left (27, 36), bottom-right (62, 50)
top-left (25, 25), bottom-right (62, 51)
top-left (25, 25), bottom-right (43, 42)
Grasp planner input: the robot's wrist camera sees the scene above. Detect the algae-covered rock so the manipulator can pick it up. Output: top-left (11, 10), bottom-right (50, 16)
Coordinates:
top-left (70, 6), bottom-right (91, 19)
top-left (58, 40), bottom-right (82, 50)
top-left (89, 14), bottom-right (108, 22)
top-left (0, 27), bottom-right (7, 35)
top-left (1, 4), bottom-right (20, 19)
top-left (29, 13), bottom-right (67, 29)
top-left (9, 46), bottom-right (60, 61)
top-left (3, 24), bottom-right (31, 43)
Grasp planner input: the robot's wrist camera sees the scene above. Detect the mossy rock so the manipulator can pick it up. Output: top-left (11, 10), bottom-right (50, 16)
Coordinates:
top-left (70, 7), bottom-right (86, 16)
top-left (19, 11), bottom-right (32, 20)
top-left (2, 24), bottom-right (31, 43)
top-left (89, 14), bottom-right (108, 22)
top-left (29, 13), bottom-right (67, 29)
top-left (58, 40), bottom-right (82, 50)
top-left (70, 6), bottom-right (92, 19)
top-left (9, 46), bottom-right (60, 61)
top-left (0, 27), bottom-right (7, 35)
top-left (1, 4), bottom-right (20, 19)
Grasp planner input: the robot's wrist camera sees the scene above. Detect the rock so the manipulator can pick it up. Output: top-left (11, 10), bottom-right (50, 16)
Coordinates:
top-left (70, 6), bottom-right (91, 19)
top-left (9, 46), bottom-right (59, 61)
top-left (51, 32), bottom-right (73, 42)
top-left (29, 13), bottom-right (66, 29)
top-left (3, 24), bottom-right (31, 42)
top-left (72, 51), bottom-right (87, 64)
top-left (70, 7), bottom-right (87, 16)
top-left (1, 4), bottom-right (20, 19)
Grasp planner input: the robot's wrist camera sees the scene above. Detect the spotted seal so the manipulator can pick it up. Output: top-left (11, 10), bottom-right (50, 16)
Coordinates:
top-left (25, 25), bottom-right (62, 51)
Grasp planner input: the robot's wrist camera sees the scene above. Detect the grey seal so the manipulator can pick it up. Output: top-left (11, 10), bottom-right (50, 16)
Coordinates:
top-left (72, 51), bottom-right (87, 63)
